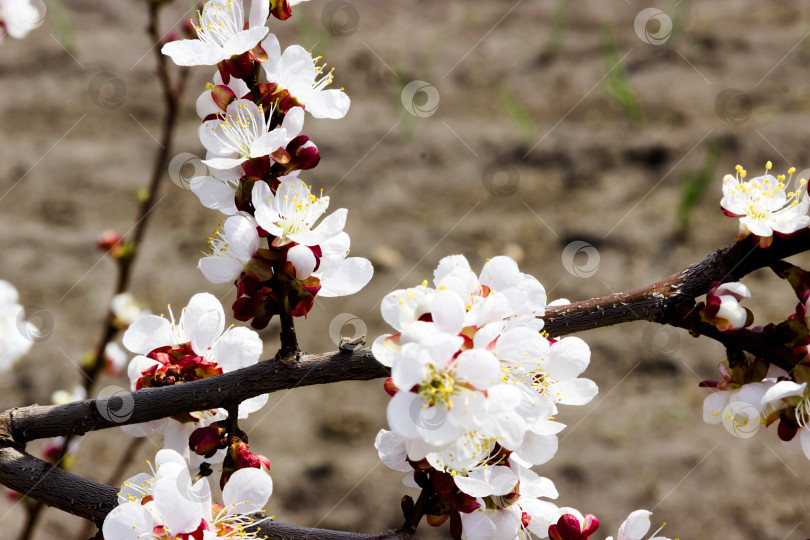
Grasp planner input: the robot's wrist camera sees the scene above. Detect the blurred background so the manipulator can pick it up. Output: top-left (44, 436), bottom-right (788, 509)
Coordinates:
top-left (2, 0), bottom-right (810, 538)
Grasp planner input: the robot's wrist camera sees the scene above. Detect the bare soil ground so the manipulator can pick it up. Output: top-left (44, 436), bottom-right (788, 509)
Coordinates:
top-left (3, 0), bottom-right (810, 538)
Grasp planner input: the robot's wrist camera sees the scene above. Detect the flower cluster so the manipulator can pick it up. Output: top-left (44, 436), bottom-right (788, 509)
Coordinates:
top-left (103, 449), bottom-right (273, 540)
top-left (0, 0), bottom-right (42, 44)
top-left (161, 0), bottom-right (370, 329)
top-left (721, 162), bottom-right (810, 248)
top-left (373, 255), bottom-right (598, 539)
top-left (122, 293), bottom-right (269, 470)
top-left (699, 263), bottom-right (810, 459)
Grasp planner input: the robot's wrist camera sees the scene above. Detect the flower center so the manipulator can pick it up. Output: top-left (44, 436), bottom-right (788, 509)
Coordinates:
top-left (215, 103), bottom-right (266, 159)
top-left (267, 184), bottom-right (322, 243)
top-left (419, 364), bottom-right (456, 408)
top-left (193, 0), bottom-right (243, 48)
top-left (725, 165), bottom-right (807, 221)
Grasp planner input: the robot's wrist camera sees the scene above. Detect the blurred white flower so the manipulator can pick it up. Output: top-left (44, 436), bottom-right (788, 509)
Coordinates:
top-left (0, 0), bottom-right (43, 43)
top-left (0, 280), bottom-right (34, 370)
top-left (111, 292), bottom-right (150, 329)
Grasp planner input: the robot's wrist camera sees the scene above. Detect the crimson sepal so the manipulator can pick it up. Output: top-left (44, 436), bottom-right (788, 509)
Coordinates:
top-left (222, 52), bottom-right (255, 81)
top-left (384, 377), bottom-right (399, 397)
top-left (548, 513), bottom-right (599, 540)
top-left (233, 294), bottom-right (277, 330)
top-left (211, 84), bottom-right (237, 111)
top-left (244, 249), bottom-right (278, 281)
top-left (255, 83), bottom-right (283, 111)
top-left (235, 177), bottom-right (257, 213)
top-left (220, 439), bottom-right (271, 489)
top-left (269, 147), bottom-right (291, 165)
top-left (449, 513), bottom-right (462, 540)
top-left (777, 412), bottom-right (799, 441)
top-left (244, 157), bottom-right (271, 182)
top-left (173, 520), bottom-right (209, 540)
top-left (290, 275), bottom-right (322, 317)
top-left (189, 423), bottom-right (226, 459)
top-left (426, 514), bottom-right (449, 527)
top-left (276, 91), bottom-right (304, 114)
top-left (793, 337), bottom-right (810, 365)
top-left (269, 0), bottom-right (292, 20)
top-left (248, 44), bottom-right (268, 63)
top-left (217, 61), bottom-right (231, 85)
top-left (701, 356), bottom-right (770, 392)
top-left (287, 135), bottom-right (320, 170)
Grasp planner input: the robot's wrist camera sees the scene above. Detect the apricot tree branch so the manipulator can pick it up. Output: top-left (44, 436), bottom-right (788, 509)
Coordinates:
top-left (5, 349), bottom-right (389, 444)
top-left (544, 229), bottom-right (810, 371)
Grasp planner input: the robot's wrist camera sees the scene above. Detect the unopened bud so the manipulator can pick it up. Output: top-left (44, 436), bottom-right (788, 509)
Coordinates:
top-left (190, 424), bottom-right (226, 458)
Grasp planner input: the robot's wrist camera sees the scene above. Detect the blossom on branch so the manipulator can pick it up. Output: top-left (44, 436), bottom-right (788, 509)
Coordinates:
top-left (761, 375), bottom-right (810, 459)
top-left (721, 162), bottom-right (810, 248)
top-left (374, 255), bottom-right (597, 539)
top-left (199, 214), bottom-right (260, 284)
top-left (261, 34), bottom-right (351, 119)
top-left (103, 449), bottom-right (273, 540)
top-left (605, 509), bottom-right (671, 540)
top-left (699, 281), bottom-right (753, 332)
top-left (252, 176), bottom-right (372, 295)
top-left (199, 100), bottom-right (294, 170)
top-left (162, 0), bottom-right (269, 66)
top-left (121, 293), bottom-right (267, 462)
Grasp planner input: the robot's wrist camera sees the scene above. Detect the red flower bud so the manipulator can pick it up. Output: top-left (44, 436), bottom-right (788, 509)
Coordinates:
top-left (189, 424), bottom-right (225, 458)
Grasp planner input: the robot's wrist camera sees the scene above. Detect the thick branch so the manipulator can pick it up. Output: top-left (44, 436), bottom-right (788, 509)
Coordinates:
top-left (7, 349), bottom-right (389, 444)
top-left (544, 229), bottom-right (810, 338)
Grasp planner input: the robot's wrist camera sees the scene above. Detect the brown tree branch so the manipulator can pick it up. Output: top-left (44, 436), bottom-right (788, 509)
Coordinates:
top-left (544, 229), bottom-right (810, 344)
top-left (5, 349), bottom-right (389, 444)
